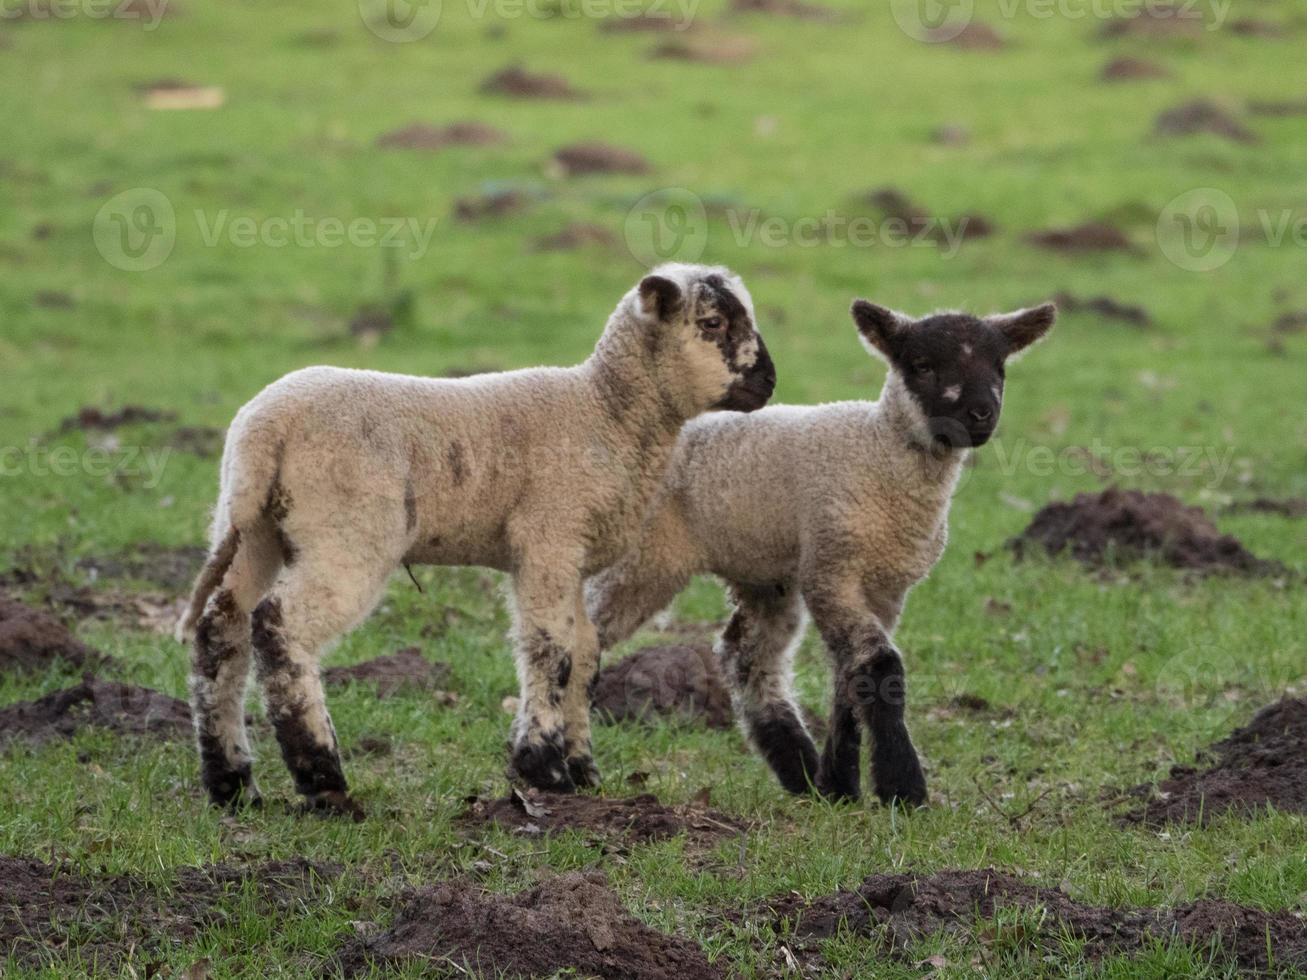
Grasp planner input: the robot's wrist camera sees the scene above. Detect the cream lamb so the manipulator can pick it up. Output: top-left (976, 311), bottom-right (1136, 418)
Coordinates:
top-left (177, 264), bottom-right (775, 816)
top-left (586, 299), bottom-right (1056, 807)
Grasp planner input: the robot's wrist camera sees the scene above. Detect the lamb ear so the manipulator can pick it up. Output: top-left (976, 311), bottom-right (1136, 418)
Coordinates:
top-left (989, 303), bottom-right (1057, 355)
top-left (638, 275), bottom-right (683, 321)
top-left (850, 299), bottom-right (910, 362)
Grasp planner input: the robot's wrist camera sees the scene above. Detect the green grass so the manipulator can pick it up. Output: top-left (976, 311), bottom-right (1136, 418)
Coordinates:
top-left (1, 0), bottom-right (1305, 975)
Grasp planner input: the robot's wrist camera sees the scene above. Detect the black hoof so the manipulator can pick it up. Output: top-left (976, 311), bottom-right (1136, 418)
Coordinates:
top-left (510, 738), bottom-right (575, 793)
top-left (567, 755), bottom-right (601, 790)
top-left (203, 764), bottom-right (260, 811)
top-left (300, 790), bottom-right (366, 822)
top-left (815, 781), bottom-right (861, 805)
top-left (875, 775), bottom-right (928, 810)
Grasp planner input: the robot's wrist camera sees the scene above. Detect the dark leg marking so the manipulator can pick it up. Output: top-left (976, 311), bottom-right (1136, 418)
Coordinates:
top-left (192, 589), bottom-right (257, 809)
top-left (816, 698), bottom-right (861, 803)
top-left (748, 706), bottom-right (820, 795)
top-left (853, 646), bottom-right (927, 808)
top-left (510, 729), bottom-right (574, 793)
top-left (252, 598), bottom-right (356, 815)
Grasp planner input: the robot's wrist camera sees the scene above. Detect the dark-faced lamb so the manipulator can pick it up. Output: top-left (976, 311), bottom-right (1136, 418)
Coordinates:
top-left (176, 264), bottom-right (775, 815)
top-left (586, 300), bottom-right (1056, 807)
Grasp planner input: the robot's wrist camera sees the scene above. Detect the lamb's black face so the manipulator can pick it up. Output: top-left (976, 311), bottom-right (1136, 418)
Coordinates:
top-left (850, 299), bottom-right (1057, 451)
top-left (895, 315), bottom-right (1009, 448)
top-left (699, 274), bottom-right (775, 413)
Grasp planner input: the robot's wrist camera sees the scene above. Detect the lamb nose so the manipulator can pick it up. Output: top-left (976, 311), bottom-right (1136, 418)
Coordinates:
top-left (970, 406), bottom-right (993, 422)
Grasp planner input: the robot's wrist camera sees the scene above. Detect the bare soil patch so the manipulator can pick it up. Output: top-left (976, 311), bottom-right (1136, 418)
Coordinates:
top-left (1249, 100), bottom-right (1307, 118)
top-left (375, 121), bottom-right (507, 151)
top-left (1100, 56), bottom-right (1171, 81)
top-left (927, 22), bottom-right (1006, 50)
top-left (1155, 100), bottom-right (1259, 143)
top-left (323, 646), bottom-right (452, 699)
top-left (730, 0), bottom-right (836, 20)
top-left (1010, 489), bottom-right (1287, 576)
top-left (758, 868), bottom-right (1307, 973)
top-left (0, 856), bottom-right (338, 970)
top-left (650, 34), bottom-right (756, 65)
top-left (864, 187), bottom-right (995, 243)
top-left (1228, 18), bottom-right (1287, 39)
top-left (1026, 221), bottom-right (1132, 252)
top-left (1099, 3), bottom-right (1205, 39)
top-left (76, 542), bottom-right (205, 592)
top-left (34, 289), bottom-right (74, 308)
top-left (463, 788), bottom-right (745, 850)
top-left (600, 12), bottom-right (693, 32)
top-left (453, 188), bottom-right (531, 222)
top-left (930, 124), bottom-right (970, 146)
top-left (533, 221), bottom-right (619, 251)
top-left (0, 596), bottom-right (107, 674)
top-left (0, 676), bottom-right (191, 745)
top-left (1225, 497), bottom-right (1307, 519)
top-left (480, 65), bottom-right (582, 100)
top-left (56, 405), bottom-right (177, 434)
top-left (1052, 291), bottom-right (1152, 327)
top-left (337, 871), bottom-right (724, 979)
top-left (168, 424), bottom-right (224, 458)
top-left (1124, 696), bottom-right (1307, 826)
top-left (554, 142), bottom-right (652, 177)
top-left (594, 644), bottom-right (734, 730)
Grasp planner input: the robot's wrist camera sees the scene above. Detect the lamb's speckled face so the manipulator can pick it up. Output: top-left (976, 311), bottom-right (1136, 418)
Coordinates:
top-left (639, 269), bottom-right (775, 414)
top-left (851, 300), bottom-right (1056, 449)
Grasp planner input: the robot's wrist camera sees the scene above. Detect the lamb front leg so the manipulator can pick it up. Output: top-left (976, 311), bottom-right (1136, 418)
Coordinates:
top-left (508, 561), bottom-right (583, 793)
top-left (560, 590), bottom-right (602, 789)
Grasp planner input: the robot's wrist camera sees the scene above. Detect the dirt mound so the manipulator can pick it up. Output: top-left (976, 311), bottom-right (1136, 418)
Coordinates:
top-left (594, 644), bottom-right (734, 729)
top-left (453, 188), bottom-right (531, 222)
top-left (600, 12), bottom-right (692, 32)
top-left (1125, 697), bottom-right (1307, 826)
top-left (533, 222), bottom-right (619, 251)
top-left (1052, 291), bottom-right (1152, 327)
top-left (480, 65), bottom-right (582, 99)
top-left (1025, 221), bottom-right (1132, 252)
top-left (1225, 497), bottom-right (1307, 519)
top-left (864, 187), bottom-right (994, 243)
top-left (76, 542), bottom-right (205, 592)
top-left (56, 405), bottom-right (176, 434)
top-left (463, 789), bottom-right (745, 850)
top-left (730, 0), bottom-right (836, 20)
top-left (759, 868), bottom-right (1307, 973)
top-left (554, 142), bottom-right (652, 177)
top-left (323, 646), bottom-right (452, 699)
top-left (0, 676), bottom-right (191, 745)
top-left (1228, 18), bottom-right (1286, 39)
top-left (930, 124), bottom-right (970, 146)
top-left (337, 871), bottom-right (723, 979)
top-left (650, 35), bottom-right (756, 64)
top-left (1010, 489), bottom-right (1286, 576)
top-left (1249, 99), bottom-right (1307, 118)
top-left (0, 596), bottom-right (106, 674)
top-left (375, 121), bottom-right (507, 151)
top-left (1099, 3), bottom-right (1204, 39)
top-left (927, 22), bottom-right (1006, 50)
top-left (1155, 100), bottom-right (1259, 144)
top-left (1100, 56), bottom-right (1171, 81)
top-left (0, 856), bottom-right (337, 970)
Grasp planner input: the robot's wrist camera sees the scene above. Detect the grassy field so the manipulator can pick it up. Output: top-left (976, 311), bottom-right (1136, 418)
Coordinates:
top-left (1, 0), bottom-right (1305, 975)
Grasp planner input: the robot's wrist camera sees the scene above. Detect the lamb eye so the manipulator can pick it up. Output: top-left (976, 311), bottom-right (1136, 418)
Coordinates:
top-left (700, 316), bottom-right (725, 332)
top-left (914, 361), bottom-right (932, 375)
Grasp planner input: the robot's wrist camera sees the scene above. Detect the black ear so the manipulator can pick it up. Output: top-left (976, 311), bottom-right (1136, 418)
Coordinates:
top-left (639, 275), bottom-right (683, 321)
top-left (850, 299), bottom-right (909, 362)
top-left (990, 303), bottom-right (1057, 355)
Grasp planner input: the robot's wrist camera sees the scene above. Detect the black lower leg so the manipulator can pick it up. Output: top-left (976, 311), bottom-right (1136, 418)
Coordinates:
top-left (196, 731), bottom-right (257, 809)
top-left (816, 698), bottom-right (861, 802)
top-left (857, 646), bottom-right (927, 807)
top-left (748, 705), bottom-right (820, 795)
top-left (510, 728), bottom-right (574, 792)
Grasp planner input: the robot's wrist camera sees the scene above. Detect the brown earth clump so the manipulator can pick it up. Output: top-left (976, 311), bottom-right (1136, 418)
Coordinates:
top-left (56, 405), bottom-right (177, 433)
top-left (169, 424), bottom-right (224, 458)
top-left (1248, 100), bottom-right (1307, 118)
top-left (336, 871), bottom-right (725, 979)
top-left (650, 35), bottom-right (756, 64)
top-left (1228, 18), bottom-right (1287, 39)
top-left (0, 676), bottom-right (191, 745)
top-left (864, 187), bottom-right (994, 243)
top-left (593, 644), bottom-right (734, 729)
top-left (0, 856), bottom-right (338, 970)
top-left (323, 646), bottom-right (452, 699)
top-left (480, 65), bottom-right (582, 100)
top-left (375, 121), bottom-right (507, 151)
top-left (927, 22), bottom-right (1006, 50)
top-left (730, 0), bottom-right (836, 20)
top-left (1100, 56), bottom-right (1171, 80)
top-left (1225, 497), bottom-right (1307, 519)
top-left (1009, 488), bottom-right (1287, 576)
top-left (1155, 100), bottom-right (1259, 143)
top-left (1052, 291), bottom-right (1152, 327)
top-left (453, 188), bottom-right (531, 222)
top-left (599, 12), bottom-right (694, 32)
top-left (758, 868), bottom-right (1307, 973)
top-left (1099, 3), bottom-right (1205, 39)
top-left (0, 596), bottom-right (106, 674)
top-left (533, 222), bottom-right (619, 251)
top-left (1124, 696), bottom-right (1307, 826)
top-left (1025, 221), bottom-right (1133, 252)
top-left (463, 789), bottom-right (746, 850)
top-left (76, 542), bottom-right (205, 592)
top-left (554, 142), bottom-right (652, 177)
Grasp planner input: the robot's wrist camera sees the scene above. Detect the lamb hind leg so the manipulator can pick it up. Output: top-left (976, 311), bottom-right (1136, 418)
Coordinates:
top-left (716, 582), bottom-right (819, 795)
